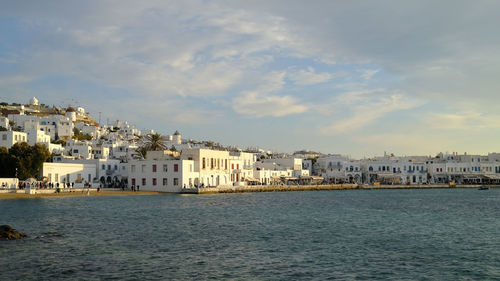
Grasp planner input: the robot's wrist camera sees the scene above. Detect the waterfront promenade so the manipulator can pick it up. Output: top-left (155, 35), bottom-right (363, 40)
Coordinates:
top-left (182, 184), bottom-right (500, 194)
top-left (2, 185), bottom-right (498, 198)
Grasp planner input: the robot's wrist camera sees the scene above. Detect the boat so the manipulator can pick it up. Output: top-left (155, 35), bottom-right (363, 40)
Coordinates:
top-left (478, 185), bottom-right (489, 190)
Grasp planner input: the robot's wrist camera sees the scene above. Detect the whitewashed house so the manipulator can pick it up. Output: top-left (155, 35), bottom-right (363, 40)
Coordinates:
top-left (42, 162), bottom-right (96, 186)
top-left (0, 131), bottom-right (27, 149)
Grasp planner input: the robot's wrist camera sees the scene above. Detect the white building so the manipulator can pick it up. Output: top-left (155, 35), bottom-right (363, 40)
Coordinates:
top-left (69, 142), bottom-right (92, 159)
top-left (229, 151), bottom-right (256, 184)
top-left (0, 131), bottom-right (27, 149)
top-left (181, 148), bottom-right (231, 187)
top-left (0, 117), bottom-right (8, 129)
top-left (77, 107), bottom-right (85, 115)
top-left (39, 115), bottom-right (73, 140)
top-left (0, 178), bottom-right (19, 189)
top-left (29, 97), bottom-right (39, 106)
top-left (128, 156), bottom-right (197, 192)
top-left (42, 162), bottom-right (96, 186)
top-left (24, 120), bottom-right (51, 146)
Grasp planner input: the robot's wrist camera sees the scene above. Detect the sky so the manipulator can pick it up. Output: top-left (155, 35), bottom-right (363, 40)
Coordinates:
top-left (1, 0), bottom-right (499, 158)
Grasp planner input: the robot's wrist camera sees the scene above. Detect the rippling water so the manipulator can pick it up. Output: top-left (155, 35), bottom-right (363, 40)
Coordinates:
top-left (1, 189), bottom-right (499, 280)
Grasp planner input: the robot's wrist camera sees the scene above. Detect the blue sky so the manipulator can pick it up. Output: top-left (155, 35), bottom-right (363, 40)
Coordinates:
top-left (1, 1), bottom-right (499, 157)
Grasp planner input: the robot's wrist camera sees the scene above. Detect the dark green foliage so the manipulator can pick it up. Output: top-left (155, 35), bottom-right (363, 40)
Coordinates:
top-left (0, 147), bottom-right (16, 178)
top-left (73, 129), bottom-right (92, 141)
top-left (0, 102), bottom-right (8, 106)
top-left (0, 143), bottom-right (51, 180)
top-left (52, 139), bottom-right (66, 146)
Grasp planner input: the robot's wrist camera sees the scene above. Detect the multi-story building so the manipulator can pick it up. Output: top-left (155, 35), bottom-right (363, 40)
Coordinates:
top-left (0, 131), bottom-right (27, 149)
top-left (128, 153), bottom-right (197, 192)
top-left (180, 148), bottom-right (231, 186)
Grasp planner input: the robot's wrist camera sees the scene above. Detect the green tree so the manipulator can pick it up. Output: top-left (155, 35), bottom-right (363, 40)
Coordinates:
top-left (73, 128), bottom-right (93, 141)
top-left (9, 143), bottom-right (51, 180)
top-left (143, 133), bottom-right (166, 151)
top-left (0, 147), bottom-right (16, 178)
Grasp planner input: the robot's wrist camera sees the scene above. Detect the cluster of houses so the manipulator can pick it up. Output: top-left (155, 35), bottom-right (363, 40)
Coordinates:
top-left (2, 98), bottom-right (500, 192)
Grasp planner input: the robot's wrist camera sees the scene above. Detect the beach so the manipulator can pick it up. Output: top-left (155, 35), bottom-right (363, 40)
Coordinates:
top-left (0, 190), bottom-right (162, 199)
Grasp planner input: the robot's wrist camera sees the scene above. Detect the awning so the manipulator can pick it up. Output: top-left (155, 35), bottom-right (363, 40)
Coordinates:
top-left (377, 174), bottom-right (401, 179)
top-left (244, 177), bottom-right (259, 182)
top-left (463, 174), bottom-right (481, 180)
top-left (482, 174), bottom-right (500, 180)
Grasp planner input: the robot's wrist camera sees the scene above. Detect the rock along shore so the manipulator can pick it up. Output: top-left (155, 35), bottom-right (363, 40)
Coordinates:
top-left (0, 225), bottom-right (27, 240)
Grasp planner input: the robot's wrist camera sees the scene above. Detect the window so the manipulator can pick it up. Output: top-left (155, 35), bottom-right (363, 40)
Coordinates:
top-left (174, 178), bottom-right (179, 186)
top-left (131, 178), bottom-right (136, 186)
top-left (107, 165), bottom-right (111, 170)
top-left (232, 164), bottom-right (234, 169)
top-left (163, 178), bottom-right (167, 186)
top-left (202, 158), bottom-right (206, 169)
top-left (73, 149), bottom-right (79, 153)
top-left (142, 178), bottom-right (146, 186)
top-left (237, 164), bottom-right (239, 170)
top-left (163, 164), bottom-right (168, 172)
top-left (114, 165), bottom-right (118, 170)
top-left (48, 173), bottom-right (52, 182)
top-left (142, 165), bottom-right (146, 173)
top-left (225, 159), bottom-right (227, 170)
top-left (152, 178), bottom-right (157, 186)
top-left (174, 164), bottom-right (179, 172)
top-left (153, 164), bottom-right (157, 172)
top-left (131, 165), bottom-right (136, 173)
top-left (2, 134), bottom-right (6, 140)
top-left (14, 135), bottom-right (17, 141)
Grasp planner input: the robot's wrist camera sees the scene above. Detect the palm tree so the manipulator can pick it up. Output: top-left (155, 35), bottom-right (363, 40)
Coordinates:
top-left (135, 146), bottom-right (148, 159)
top-left (143, 133), bottom-right (167, 151)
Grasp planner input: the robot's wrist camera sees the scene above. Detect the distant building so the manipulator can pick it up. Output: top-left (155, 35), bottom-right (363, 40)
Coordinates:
top-left (0, 117), bottom-right (8, 129)
top-left (29, 97), bottom-right (39, 106)
top-left (66, 107), bottom-right (76, 122)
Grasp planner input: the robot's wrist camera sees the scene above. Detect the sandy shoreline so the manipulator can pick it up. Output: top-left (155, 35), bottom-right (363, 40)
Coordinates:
top-left (0, 190), bottom-right (163, 199)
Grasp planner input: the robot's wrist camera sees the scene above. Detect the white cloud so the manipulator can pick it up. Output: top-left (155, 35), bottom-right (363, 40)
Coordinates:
top-left (361, 69), bottom-right (379, 80)
top-left (288, 67), bottom-right (339, 85)
top-left (424, 112), bottom-right (500, 130)
top-left (233, 91), bottom-right (308, 117)
top-left (320, 92), bottom-right (424, 135)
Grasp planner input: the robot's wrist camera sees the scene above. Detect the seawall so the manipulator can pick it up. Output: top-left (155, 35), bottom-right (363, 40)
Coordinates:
top-left (182, 184), bottom-right (500, 194)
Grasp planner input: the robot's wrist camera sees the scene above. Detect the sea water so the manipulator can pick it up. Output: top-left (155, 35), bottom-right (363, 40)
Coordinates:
top-left (1, 189), bottom-right (499, 280)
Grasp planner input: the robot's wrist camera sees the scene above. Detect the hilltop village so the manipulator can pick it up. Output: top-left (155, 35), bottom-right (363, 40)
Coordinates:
top-left (1, 97), bottom-right (500, 192)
